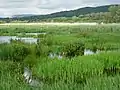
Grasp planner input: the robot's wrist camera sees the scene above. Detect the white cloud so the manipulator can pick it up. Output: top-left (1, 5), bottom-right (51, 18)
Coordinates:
top-left (0, 0), bottom-right (120, 17)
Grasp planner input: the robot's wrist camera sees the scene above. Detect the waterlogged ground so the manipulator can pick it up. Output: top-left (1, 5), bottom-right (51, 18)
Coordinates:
top-left (0, 23), bottom-right (120, 90)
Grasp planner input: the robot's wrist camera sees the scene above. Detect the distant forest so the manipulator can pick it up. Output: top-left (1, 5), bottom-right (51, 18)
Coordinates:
top-left (0, 4), bottom-right (120, 23)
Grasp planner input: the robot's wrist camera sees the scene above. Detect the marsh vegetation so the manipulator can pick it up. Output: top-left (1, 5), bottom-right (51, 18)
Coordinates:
top-left (0, 24), bottom-right (120, 90)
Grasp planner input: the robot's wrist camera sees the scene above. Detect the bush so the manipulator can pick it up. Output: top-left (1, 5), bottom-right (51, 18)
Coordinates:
top-left (0, 43), bottom-right (30, 62)
top-left (36, 36), bottom-right (54, 57)
top-left (24, 54), bottom-right (38, 68)
top-left (35, 43), bottom-right (50, 57)
top-left (39, 35), bottom-right (54, 46)
top-left (63, 41), bottom-right (85, 58)
top-left (37, 33), bottom-right (47, 38)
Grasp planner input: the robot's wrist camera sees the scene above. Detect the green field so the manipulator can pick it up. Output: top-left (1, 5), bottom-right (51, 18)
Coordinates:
top-left (0, 24), bottom-right (120, 90)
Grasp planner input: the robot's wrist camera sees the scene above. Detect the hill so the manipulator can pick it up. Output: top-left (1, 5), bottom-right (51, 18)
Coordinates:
top-left (13, 4), bottom-right (114, 21)
top-left (12, 14), bottom-right (35, 18)
top-left (0, 4), bottom-right (119, 23)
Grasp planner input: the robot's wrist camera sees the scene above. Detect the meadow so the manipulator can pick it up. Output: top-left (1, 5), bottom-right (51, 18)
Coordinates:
top-left (0, 23), bottom-right (120, 90)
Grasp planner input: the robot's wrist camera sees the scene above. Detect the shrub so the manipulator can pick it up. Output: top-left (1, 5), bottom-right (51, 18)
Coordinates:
top-left (23, 54), bottom-right (38, 68)
top-left (0, 43), bottom-right (30, 62)
top-left (37, 33), bottom-right (47, 38)
top-left (91, 44), bottom-right (97, 53)
top-left (36, 35), bottom-right (54, 57)
top-left (35, 43), bottom-right (50, 57)
top-left (39, 35), bottom-right (54, 46)
top-left (63, 41), bottom-right (85, 58)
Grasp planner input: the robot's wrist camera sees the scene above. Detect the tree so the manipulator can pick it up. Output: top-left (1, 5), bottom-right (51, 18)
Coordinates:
top-left (109, 5), bottom-right (120, 23)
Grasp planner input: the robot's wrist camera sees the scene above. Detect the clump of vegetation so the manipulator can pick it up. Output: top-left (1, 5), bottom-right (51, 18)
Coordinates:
top-left (35, 41), bottom-right (51, 57)
top-left (37, 33), bottom-right (47, 38)
top-left (63, 40), bottom-right (85, 58)
top-left (23, 55), bottom-right (38, 68)
top-left (0, 43), bottom-right (30, 62)
top-left (91, 44), bottom-right (97, 53)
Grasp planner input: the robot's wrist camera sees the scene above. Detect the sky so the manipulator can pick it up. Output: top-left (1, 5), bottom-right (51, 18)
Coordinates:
top-left (0, 0), bottom-right (120, 17)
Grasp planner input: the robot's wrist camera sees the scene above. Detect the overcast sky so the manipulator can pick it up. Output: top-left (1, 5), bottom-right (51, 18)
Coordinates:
top-left (0, 0), bottom-right (120, 17)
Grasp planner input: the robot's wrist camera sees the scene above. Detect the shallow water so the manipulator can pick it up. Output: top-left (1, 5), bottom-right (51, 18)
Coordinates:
top-left (49, 53), bottom-right (63, 59)
top-left (24, 67), bottom-right (41, 87)
top-left (84, 49), bottom-right (100, 55)
top-left (49, 49), bottom-right (99, 59)
top-left (84, 49), bottom-right (95, 55)
top-left (17, 32), bottom-right (46, 36)
top-left (0, 36), bottom-right (38, 44)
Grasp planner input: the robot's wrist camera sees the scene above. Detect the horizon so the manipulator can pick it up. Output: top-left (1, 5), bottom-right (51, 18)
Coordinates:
top-left (0, 0), bottom-right (120, 17)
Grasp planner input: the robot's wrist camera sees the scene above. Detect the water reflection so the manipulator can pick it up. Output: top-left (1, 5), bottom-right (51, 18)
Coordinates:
top-left (49, 53), bottom-right (63, 59)
top-left (84, 49), bottom-right (100, 55)
top-left (17, 33), bottom-right (46, 36)
top-left (24, 67), bottom-right (41, 87)
top-left (84, 49), bottom-right (95, 55)
top-left (0, 36), bottom-right (38, 44)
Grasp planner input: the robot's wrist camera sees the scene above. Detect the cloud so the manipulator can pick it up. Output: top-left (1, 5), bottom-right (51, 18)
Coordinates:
top-left (0, 0), bottom-right (39, 8)
top-left (0, 0), bottom-right (120, 17)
